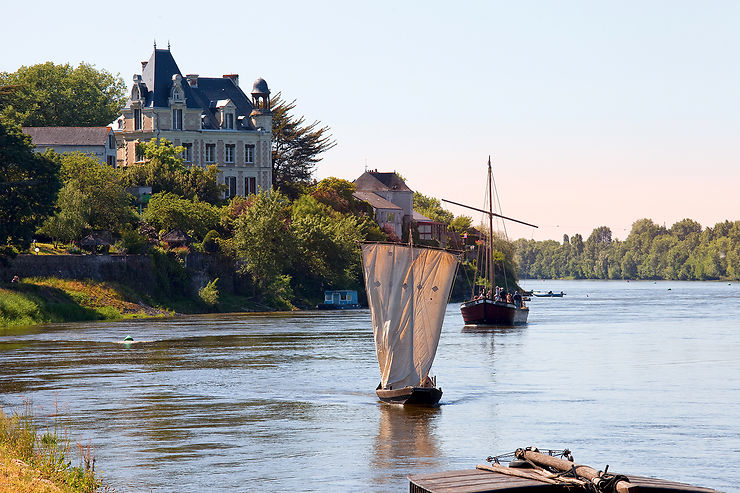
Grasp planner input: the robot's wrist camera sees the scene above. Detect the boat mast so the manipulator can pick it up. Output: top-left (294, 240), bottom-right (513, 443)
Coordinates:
top-left (487, 157), bottom-right (494, 293)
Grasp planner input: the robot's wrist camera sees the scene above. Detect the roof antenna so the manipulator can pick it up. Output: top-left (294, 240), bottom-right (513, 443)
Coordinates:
top-left (153, 38), bottom-right (157, 49)
top-left (168, 40), bottom-right (171, 51)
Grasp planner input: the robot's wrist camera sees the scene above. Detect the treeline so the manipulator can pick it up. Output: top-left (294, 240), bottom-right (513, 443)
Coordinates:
top-left (514, 219), bottom-right (740, 281)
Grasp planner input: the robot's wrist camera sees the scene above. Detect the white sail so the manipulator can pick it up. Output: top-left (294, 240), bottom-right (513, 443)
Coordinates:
top-left (361, 243), bottom-right (458, 389)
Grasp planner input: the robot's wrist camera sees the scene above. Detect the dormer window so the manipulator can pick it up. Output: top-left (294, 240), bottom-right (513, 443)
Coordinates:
top-left (134, 109), bottom-right (142, 131)
top-left (225, 113), bottom-right (234, 129)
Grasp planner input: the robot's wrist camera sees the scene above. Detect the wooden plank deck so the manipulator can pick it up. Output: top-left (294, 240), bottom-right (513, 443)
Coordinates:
top-left (408, 469), bottom-right (722, 493)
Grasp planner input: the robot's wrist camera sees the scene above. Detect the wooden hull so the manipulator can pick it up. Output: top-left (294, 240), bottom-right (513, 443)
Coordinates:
top-left (461, 299), bottom-right (528, 326)
top-left (376, 384), bottom-right (442, 406)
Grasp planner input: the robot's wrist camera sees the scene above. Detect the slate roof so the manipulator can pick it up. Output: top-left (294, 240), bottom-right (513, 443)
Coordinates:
top-left (22, 127), bottom-right (111, 146)
top-left (352, 191), bottom-right (402, 210)
top-left (354, 171), bottom-right (412, 192)
top-left (412, 210), bottom-right (432, 222)
top-left (129, 48), bottom-right (257, 130)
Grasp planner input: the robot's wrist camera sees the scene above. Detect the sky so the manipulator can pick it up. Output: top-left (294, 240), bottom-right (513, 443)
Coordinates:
top-left (2, 1), bottom-right (738, 241)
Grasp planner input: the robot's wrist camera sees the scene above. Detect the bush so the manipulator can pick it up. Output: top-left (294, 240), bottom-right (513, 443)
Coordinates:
top-left (198, 278), bottom-right (219, 307)
top-left (201, 230), bottom-right (220, 253)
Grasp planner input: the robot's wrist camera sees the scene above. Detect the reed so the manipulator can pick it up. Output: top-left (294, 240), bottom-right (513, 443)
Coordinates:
top-left (0, 401), bottom-right (107, 492)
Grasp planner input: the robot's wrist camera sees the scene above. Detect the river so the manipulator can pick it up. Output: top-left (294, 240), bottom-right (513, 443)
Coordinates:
top-left (1, 280), bottom-right (738, 492)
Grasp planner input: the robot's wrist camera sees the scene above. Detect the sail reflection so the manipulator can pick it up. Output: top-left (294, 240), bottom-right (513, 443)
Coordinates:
top-left (370, 404), bottom-right (441, 489)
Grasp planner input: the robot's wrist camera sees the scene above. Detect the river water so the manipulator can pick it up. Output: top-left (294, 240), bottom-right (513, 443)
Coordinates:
top-left (1, 280), bottom-right (738, 492)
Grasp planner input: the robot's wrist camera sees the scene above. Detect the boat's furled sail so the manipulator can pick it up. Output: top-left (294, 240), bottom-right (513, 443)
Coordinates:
top-left (361, 243), bottom-right (457, 389)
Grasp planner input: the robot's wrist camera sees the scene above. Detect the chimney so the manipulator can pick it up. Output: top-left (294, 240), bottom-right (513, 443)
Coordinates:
top-left (186, 74), bottom-right (199, 88)
top-left (223, 74), bottom-right (239, 86)
top-left (141, 61), bottom-right (148, 71)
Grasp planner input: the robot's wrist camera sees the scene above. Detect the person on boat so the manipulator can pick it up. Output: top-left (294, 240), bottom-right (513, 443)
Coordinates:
top-left (513, 291), bottom-right (522, 308)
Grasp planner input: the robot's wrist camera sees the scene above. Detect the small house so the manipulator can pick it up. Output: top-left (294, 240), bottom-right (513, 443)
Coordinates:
top-left (317, 290), bottom-right (360, 310)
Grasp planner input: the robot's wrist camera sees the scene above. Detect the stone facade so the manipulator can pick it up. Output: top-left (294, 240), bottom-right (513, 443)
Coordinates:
top-left (113, 47), bottom-right (272, 197)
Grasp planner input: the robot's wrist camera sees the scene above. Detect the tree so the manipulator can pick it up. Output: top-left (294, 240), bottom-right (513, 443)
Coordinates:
top-left (0, 120), bottom-right (60, 252)
top-left (0, 62), bottom-right (126, 126)
top-left (232, 190), bottom-right (297, 295)
top-left (38, 152), bottom-right (135, 242)
top-left (270, 93), bottom-right (336, 196)
top-left (121, 139), bottom-right (223, 204)
top-left (142, 192), bottom-right (220, 242)
top-left (289, 195), bottom-right (364, 297)
top-left (413, 192), bottom-right (454, 224)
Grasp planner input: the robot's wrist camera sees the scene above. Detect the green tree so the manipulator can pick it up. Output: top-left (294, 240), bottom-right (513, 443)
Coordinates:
top-left (0, 121), bottom-right (60, 252)
top-left (412, 192), bottom-right (454, 224)
top-left (232, 190), bottom-right (297, 297)
top-left (38, 152), bottom-right (135, 242)
top-left (0, 62), bottom-right (126, 126)
top-left (448, 215), bottom-right (472, 233)
top-left (290, 195), bottom-right (364, 298)
top-left (142, 192), bottom-right (220, 242)
top-left (270, 93), bottom-right (336, 196)
top-left (121, 139), bottom-right (223, 203)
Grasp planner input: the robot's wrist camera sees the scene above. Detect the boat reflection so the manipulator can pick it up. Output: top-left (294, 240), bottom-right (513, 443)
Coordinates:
top-left (461, 324), bottom-right (528, 336)
top-left (370, 404), bottom-right (441, 490)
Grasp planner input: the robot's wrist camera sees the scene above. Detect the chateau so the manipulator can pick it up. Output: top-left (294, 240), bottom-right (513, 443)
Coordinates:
top-left (113, 46), bottom-right (272, 197)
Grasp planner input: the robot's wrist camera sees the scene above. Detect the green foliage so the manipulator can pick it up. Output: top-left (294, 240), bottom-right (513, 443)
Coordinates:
top-left (121, 139), bottom-right (224, 204)
top-left (271, 93), bottom-right (336, 196)
top-left (289, 195), bottom-right (364, 299)
top-left (149, 248), bottom-right (189, 300)
top-left (142, 192), bottom-right (220, 242)
top-left (198, 278), bottom-right (220, 307)
top-left (0, 120), bottom-right (61, 252)
top-left (448, 215), bottom-right (473, 233)
top-left (232, 190), bottom-right (297, 292)
top-left (413, 191), bottom-right (454, 224)
top-left (0, 61), bottom-right (126, 126)
top-left (515, 218), bottom-right (740, 280)
top-left (38, 152), bottom-right (135, 242)
top-left (201, 230), bottom-right (221, 253)
top-left (118, 224), bottom-right (148, 254)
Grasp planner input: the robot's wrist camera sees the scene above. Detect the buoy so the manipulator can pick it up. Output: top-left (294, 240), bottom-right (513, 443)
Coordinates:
top-left (667, 288), bottom-right (671, 291)
top-left (123, 336), bottom-right (133, 342)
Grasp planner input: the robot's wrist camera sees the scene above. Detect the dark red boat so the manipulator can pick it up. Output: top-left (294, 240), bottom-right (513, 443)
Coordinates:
top-left (461, 298), bottom-right (516, 325)
top-left (444, 157), bottom-right (536, 327)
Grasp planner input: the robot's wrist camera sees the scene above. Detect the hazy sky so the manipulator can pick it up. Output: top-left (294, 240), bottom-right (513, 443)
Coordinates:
top-left (3, 1), bottom-right (737, 240)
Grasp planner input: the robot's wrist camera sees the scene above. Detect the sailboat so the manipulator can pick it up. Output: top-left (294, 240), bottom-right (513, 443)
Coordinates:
top-left (443, 157), bottom-right (537, 327)
top-left (361, 243), bottom-right (458, 406)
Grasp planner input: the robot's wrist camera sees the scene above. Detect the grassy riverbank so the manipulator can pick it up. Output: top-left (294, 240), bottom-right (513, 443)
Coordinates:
top-left (0, 276), bottom-right (280, 330)
top-left (0, 404), bottom-right (105, 492)
top-left (0, 278), bottom-right (171, 329)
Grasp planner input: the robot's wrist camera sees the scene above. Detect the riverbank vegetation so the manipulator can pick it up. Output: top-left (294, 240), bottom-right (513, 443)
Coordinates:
top-left (515, 218), bottom-right (740, 280)
top-left (0, 278), bottom-right (170, 329)
top-left (0, 403), bottom-right (105, 492)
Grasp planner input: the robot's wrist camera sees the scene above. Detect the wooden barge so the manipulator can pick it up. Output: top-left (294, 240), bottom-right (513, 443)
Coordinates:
top-left (408, 449), bottom-right (720, 493)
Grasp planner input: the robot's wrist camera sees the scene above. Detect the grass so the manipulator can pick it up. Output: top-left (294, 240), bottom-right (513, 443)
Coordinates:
top-left (0, 401), bottom-right (108, 492)
top-left (0, 278), bottom-right (171, 330)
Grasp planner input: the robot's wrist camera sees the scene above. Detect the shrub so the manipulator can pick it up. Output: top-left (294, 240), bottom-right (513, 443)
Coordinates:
top-left (198, 278), bottom-right (219, 307)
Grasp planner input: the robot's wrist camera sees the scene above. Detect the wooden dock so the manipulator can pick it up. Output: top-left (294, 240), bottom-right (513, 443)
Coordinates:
top-left (408, 468), bottom-right (722, 493)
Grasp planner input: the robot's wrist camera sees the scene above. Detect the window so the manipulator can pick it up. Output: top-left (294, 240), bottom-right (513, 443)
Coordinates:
top-left (134, 108), bottom-right (142, 131)
top-left (386, 212), bottom-right (395, 222)
top-left (245, 144), bottom-right (255, 164)
top-left (224, 113), bottom-right (234, 129)
top-left (107, 156), bottom-right (115, 167)
top-left (173, 109), bottom-right (183, 130)
top-left (107, 134), bottom-right (115, 149)
top-left (205, 144), bottom-right (216, 162)
top-left (225, 176), bottom-right (237, 198)
top-left (182, 143), bottom-right (192, 162)
top-left (225, 144), bottom-right (235, 163)
top-left (245, 176), bottom-right (257, 195)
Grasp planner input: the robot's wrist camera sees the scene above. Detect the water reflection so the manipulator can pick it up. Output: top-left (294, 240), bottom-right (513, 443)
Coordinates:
top-left (371, 404), bottom-right (441, 489)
